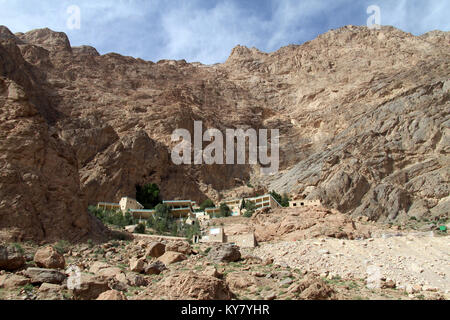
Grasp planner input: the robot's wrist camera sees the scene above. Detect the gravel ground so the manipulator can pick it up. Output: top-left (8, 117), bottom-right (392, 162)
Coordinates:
top-left (251, 234), bottom-right (450, 293)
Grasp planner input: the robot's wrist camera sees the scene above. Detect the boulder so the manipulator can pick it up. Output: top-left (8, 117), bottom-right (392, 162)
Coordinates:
top-left (204, 266), bottom-right (221, 278)
top-left (207, 245), bottom-right (241, 263)
top-left (166, 241), bottom-right (191, 255)
top-left (153, 272), bottom-right (234, 300)
top-left (157, 252), bottom-right (186, 265)
top-left (97, 289), bottom-right (127, 300)
top-left (145, 242), bottom-right (166, 258)
top-left (0, 274), bottom-right (30, 289)
top-left (129, 257), bottom-right (146, 273)
top-left (126, 273), bottom-right (147, 287)
top-left (70, 273), bottom-right (110, 300)
top-left (34, 246), bottom-right (65, 269)
top-left (25, 267), bottom-right (67, 284)
top-left (37, 283), bottom-right (63, 300)
top-left (89, 261), bottom-right (110, 274)
top-left (0, 245), bottom-right (25, 271)
top-left (144, 261), bottom-right (167, 275)
top-left (96, 267), bottom-right (123, 279)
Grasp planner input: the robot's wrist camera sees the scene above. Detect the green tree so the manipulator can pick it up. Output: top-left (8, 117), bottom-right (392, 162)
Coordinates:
top-left (281, 193), bottom-right (291, 207)
top-left (200, 199), bottom-right (215, 211)
top-left (243, 201), bottom-right (256, 218)
top-left (219, 203), bottom-right (231, 217)
top-left (136, 183), bottom-right (161, 209)
top-left (270, 191), bottom-right (290, 207)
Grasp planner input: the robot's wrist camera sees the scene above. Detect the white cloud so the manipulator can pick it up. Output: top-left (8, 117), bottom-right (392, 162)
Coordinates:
top-left (0, 0), bottom-right (448, 64)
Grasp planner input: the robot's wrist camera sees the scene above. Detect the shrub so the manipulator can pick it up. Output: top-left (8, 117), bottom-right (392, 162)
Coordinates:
top-left (200, 199), bottom-right (215, 211)
top-left (219, 203), bottom-right (232, 217)
top-left (270, 191), bottom-right (290, 207)
top-left (54, 240), bottom-right (70, 255)
top-left (134, 223), bottom-right (146, 234)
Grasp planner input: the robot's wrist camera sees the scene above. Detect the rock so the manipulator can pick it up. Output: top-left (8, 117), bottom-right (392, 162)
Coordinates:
top-left (0, 245), bottom-right (25, 271)
top-left (280, 278), bottom-right (294, 286)
top-left (144, 272), bottom-right (234, 300)
top-left (204, 266), bottom-right (221, 278)
top-left (129, 258), bottom-right (146, 273)
top-left (263, 258), bottom-right (274, 266)
top-left (290, 274), bottom-right (335, 300)
top-left (96, 267), bottom-right (123, 279)
top-left (382, 279), bottom-right (396, 289)
top-left (0, 274), bottom-right (30, 289)
top-left (226, 273), bottom-right (255, 291)
top-left (157, 252), bottom-right (186, 265)
top-left (89, 261), bottom-right (110, 274)
top-left (124, 225), bottom-right (138, 233)
top-left (37, 283), bottom-right (63, 300)
top-left (97, 290), bottom-right (127, 300)
top-left (70, 273), bottom-right (110, 300)
top-left (166, 241), bottom-right (191, 255)
top-left (25, 267), bottom-right (66, 284)
top-left (145, 242), bottom-right (166, 258)
top-left (144, 261), bottom-right (167, 275)
top-left (34, 247), bottom-right (65, 269)
top-left (126, 273), bottom-right (147, 287)
top-left (207, 245), bottom-right (241, 263)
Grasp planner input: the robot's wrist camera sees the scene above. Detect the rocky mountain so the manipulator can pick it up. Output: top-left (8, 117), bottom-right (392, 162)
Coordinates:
top-left (0, 25), bottom-right (448, 241)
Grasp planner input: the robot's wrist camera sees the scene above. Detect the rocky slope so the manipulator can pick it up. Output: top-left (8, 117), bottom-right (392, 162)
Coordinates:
top-left (0, 25), bottom-right (448, 240)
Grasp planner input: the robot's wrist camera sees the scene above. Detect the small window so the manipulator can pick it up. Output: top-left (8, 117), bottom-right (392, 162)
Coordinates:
top-left (301, 202), bottom-right (305, 206)
top-left (293, 203), bottom-right (297, 207)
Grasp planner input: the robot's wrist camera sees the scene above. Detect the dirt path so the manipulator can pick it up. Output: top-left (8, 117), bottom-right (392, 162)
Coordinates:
top-left (251, 235), bottom-right (450, 292)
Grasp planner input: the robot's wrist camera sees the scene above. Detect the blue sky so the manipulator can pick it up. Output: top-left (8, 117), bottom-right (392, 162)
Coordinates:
top-left (0, 0), bottom-right (449, 64)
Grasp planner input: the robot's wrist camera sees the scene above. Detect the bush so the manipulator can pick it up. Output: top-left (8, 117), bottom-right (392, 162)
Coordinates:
top-left (88, 206), bottom-right (137, 228)
top-left (200, 199), bottom-right (215, 211)
top-left (136, 183), bottom-right (161, 209)
top-left (219, 203), bottom-right (232, 217)
top-left (270, 191), bottom-right (290, 207)
top-left (54, 240), bottom-right (70, 255)
top-left (134, 223), bottom-right (146, 234)
top-left (243, 201), bottom-right (256, 218)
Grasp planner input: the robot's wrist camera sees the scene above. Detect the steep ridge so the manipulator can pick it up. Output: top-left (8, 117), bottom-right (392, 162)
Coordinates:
top-left (0, 25), bottom-right (448, 240)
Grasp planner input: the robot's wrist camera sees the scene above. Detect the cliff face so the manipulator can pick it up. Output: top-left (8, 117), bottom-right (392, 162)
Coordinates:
top-left (0, 25), bottom-right (448, 240)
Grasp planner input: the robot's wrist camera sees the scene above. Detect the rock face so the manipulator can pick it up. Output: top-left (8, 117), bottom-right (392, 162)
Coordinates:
top-left (34, 247), bottom-right (65, 269)
top-left (0, 24), bottom-right (449, 241)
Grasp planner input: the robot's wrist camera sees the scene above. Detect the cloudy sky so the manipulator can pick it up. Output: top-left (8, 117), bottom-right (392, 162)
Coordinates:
top-left (0, 0), bottom-right (448, 64)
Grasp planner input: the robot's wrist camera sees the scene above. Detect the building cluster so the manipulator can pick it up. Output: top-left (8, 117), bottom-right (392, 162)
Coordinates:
top-left (97, 194), bottom-right (282, 221)
top-left (96, 194), bottom-right (322, 248)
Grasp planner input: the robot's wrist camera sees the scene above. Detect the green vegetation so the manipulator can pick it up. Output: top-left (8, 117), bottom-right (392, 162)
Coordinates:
top-left (135, 183), bottom-right (162, 209)
top-left (146, 204), bottom-right (200, 241)
top-left (219, 203), bottom-right (232, 217)
top-left (11, 243), bottom-right (24, 255)
top-left (200, 199), bottom-right (215, 211)
top-left (134, 223), bottom-right (146, 234)
top-left (54, 240), bottom-right (70, 255)
top-left (270, 190), bottom-right (291, 207)
top-left (243, 200), bottom-right (256, 218)
top-left (88, 206), bottom-right (137, 228)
